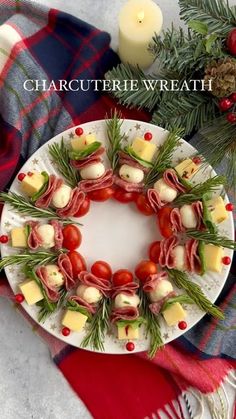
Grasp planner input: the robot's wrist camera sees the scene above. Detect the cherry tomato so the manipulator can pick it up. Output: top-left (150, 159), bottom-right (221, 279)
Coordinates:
top-left (87, 187), bottom-right (114, 202)
top-left (149, 241), bottom-right (161, 263)
top-left (74, 196), bottom-right (90, 217)
top-left (135, 260), bottom-right (157, 282)
top-left (113, 269), bottom-right (133, 286)
top-left (68, 251), bottom-right (87, 277)
top-left (113, 188), bottom-right (139, 204)
top-left (136, 194), bottom-right (154, 216)
top-left (62, 224), bottom-right (82, 250)
top-left (91, 260), bottom-right (112, 280)
top-left (157, 207), bottom-right (173, 238)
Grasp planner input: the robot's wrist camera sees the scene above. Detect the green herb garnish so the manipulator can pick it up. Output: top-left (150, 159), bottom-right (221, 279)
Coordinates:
top-left (66, 299), bottom-right (92, 320)
top-left (48, 139), bottom-right (80, 188)
top-left (161, 294), bottom-right (194, 312)
top-left (116, 317), bottom-right (146, 329)
top-left (174, 175), bottom-right (226, 206)
top-left (186, 230), bottom-right (236, 250)
top-left (198, 241), bottom-right (206, 275)
top-left (202, 194), bottom-right (217, 234)
top-left (69, 141), bottom-right (101, 160)
top-left (106, 111), bottom-right (125, 170)
top-left (124, 145), bottom-right (154, 168)
top-left (31, 172), bottom-right (49, 202)
top-left (0, 250), bottom-right (61, 271)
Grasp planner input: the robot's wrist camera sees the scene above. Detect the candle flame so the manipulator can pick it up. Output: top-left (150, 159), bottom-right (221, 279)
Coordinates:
top-left (137, 10), bottom-right (145, 23)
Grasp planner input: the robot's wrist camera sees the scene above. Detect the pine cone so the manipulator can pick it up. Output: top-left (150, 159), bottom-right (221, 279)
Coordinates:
top-left (204, 57), bottom-right (236, 98)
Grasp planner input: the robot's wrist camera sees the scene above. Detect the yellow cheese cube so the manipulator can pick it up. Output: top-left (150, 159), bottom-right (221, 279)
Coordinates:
top-left (19, 279), bottom-right (44, 305)
top-left (206, 196), bottom-right (228, 224)
top-left (118, 325), bottom-right (139, 340)
top-left (21, 172), bottom-right (45, 197)
top-left (62, 310), bottom-right (88, 332)
top-left (175, 159), bottom-right (198, 180)
top-left (204, 244), bottom-right (223, 273)
top-left (131, 137), bottom-right (157, 162)
top-left (163, 302), bottom-right (186, 327)
top-left (71, 133), bottom-right (96, 151)
top-left (11, 227), bottom-right (27, 248)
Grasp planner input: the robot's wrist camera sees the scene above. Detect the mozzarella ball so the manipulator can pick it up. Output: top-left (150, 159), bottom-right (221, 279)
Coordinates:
top-left (45, 264), bottom-right (64, 287)
top-left (180, 205), bottom-right (198, 229)
top-left (114, 293), bottom-right (140, 309)
top-left (119, 164), bottom-right (144, 184)
top-left (76, 284), bottom-right (102, 304)
top-left (51, 184), bottom-right (72, 209)
top-left (149, 279), bottom-right (173, 302)
top-left (37, 224), bottom-right (55, 249)
top-left (154, 178), bottom-right (178, 203)
top-left (172, 245), bottom-right (186, 271)
top-left (80, 163), bottom-right (105, 180)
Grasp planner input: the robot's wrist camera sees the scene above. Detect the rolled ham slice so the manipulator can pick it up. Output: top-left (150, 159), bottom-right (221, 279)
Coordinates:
top-left (147, 189), bottom-right (163, 212)
top-left (159, 236), bottom-right (179, 269)
top-left (111, 282), bottom-right (139, 299)
top-left (149, 291), bottom-right (176, 315)
top-left (118, 151), bottom-right (150, 173)
top-left (56, 188), bottom-right (85, 218)
top-left (192, 201), bottom-right (203, 229)
top-left (111, 306), bottom-right (139, 323)
top-left (163, 169), bottom-right (186, 193)
top-left (35, 175), bottom-right (63, 209)
top-left (185, 239), bottom-right (202, 274)
top-left (57, 254), bottom-right (78, 291)
top-left (143, 272), bottom-right (169, 292)
top-left (170, 208), bottom-right (184, 233)
top-left (50, 220), bottom-right (63, 249)
top-left (79, 271), bottom-right (111, 297)
top-left (70, 147), bottom-right (105, 170)
top-left (36, 267), bottom-right (60, 302)
top-left (26, 221), bottom-right (43, 250)
top-left (79, 169), bottom-right (113, 193)
top-left (70, 295), bottom-right (96, 314)
top-left (113, 175), bottom-right (144, 193)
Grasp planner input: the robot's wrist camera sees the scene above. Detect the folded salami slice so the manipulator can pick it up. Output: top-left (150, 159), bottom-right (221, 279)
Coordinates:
top-left (70, 147), bottom-right (105, 170)
top-left (143, 272), bottom-right (169, 292)
top-left (111, 282), bottom-right (139, 299)
top-left (118, 151), bottom-right (150, 173)
top-left (70, 295), bottom-right (96, 314)
top-left (170, 208), bottom-right (184, 233)
top-left (111, 306), bottom-right (139, 323)
top-left (147, 189), bottom-right (163, 212)
top-left (35, 175), bottom-right (63, 209)
top-left (159, 235), bottom-right (179, 269)
top-left (49, 220), bottom-right (63, 249)
top-left (57, 254), bottom-right (78, 291)
top-left (113, 175), bottom-right (144, 193)
top-left (36, 267), bottom-right (60, 302)
top-left (163, 169), bottom-right (186, 193)
top-left (192, 201), bottom-right (203, 229)
top-left (56, 188), bottom-right (85, 218)
top-left (79, 169), bottom-right (113, 193)
top-left (185, 239), bottom-right (202, 274)
top-left (149, 291), bottom-right (176, 315)
top-left (26, 221), bottom-right (43, 250)
top-left (79, 271), bottom-right (111, 297)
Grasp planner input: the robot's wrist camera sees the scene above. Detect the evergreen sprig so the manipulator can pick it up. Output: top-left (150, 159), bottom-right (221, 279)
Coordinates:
top-left (106, 111), bottom-right (125, 170)
top-left (37, 289), bottom-right (67, 323)
top-left (48, 138), bottom-right (80, 188)
top-left (174, 175), bottom-right (226, 205)
top-left (186, 230), bottom-right (236, 250)
top-left (0, 250), bottom-right (61, 271)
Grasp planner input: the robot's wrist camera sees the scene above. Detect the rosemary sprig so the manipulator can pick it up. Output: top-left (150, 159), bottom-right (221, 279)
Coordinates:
top-left (81, 298), bottom-right (111, 352)
top-left (48, 138), bottom-right (80, 188)
top-left (106, 111), bottom-right (125, 171)
top-left (174, 175), bottom-right (226, 205)
top-left (144, 127), bottom-right (184, 188)
top-left (186, 230), bottom-right (236, 250)
top-left (37, 289), bottom-right (67, 323)
top-left (139, 288), bottom-right (164, 358)
top-left (0, 192), bottom-right (82, 225)
top-left (167, 269), bottom-right (224, 319)
top-left (0, 250), bottom-right (62, 271)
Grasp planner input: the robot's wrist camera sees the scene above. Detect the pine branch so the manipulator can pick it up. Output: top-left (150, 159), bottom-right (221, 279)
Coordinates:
top-left (174, 175), bottom-right (227, 205)
top-left (167, 269), bottom-right (224, 319)
top-left (106, 111), bottom-right (125, 170)
top-left (0, 250), bottom-right (61, 271)
top-left (186, 230), bottom-right (236, 250)
top-left (48, 138), bottom-right (80, 188)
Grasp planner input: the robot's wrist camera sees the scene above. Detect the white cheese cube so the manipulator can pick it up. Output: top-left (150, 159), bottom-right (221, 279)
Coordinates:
top-left (11, 227), bottom-right (27, 248)
top-left (118, 325), bottom-right (139, 340)
top-left (19, 279), bottom-right (44, 305)
top-left (62, 310), bottom-right (88, 332)
top-left (131, 137), bottom-right (157, 162)
top-left (206, 196), bottom-right (228, 224)
top-left (163, 302), bottom-right (186, 326)
top-left (175, 159), bottom-right (198, 179)
top-left (71, 133), bottom-right (96, 151)
top-left (21, 172), bottom-right (46, 197)
top-left (204, 244), bottom-right (223, 273)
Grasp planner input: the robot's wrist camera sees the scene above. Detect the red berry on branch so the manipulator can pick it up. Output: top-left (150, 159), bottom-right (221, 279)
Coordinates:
top-left (227, 28), bottom-right (236, 56)
top-left (227, 112), bottom-right (236, 123)
top-left (0, 235), bottom-right (8, 244)
top-left (222, 256), bottom-right (231, 265)
top-left (62, 327), bottom-right (71, 336)
top-left (225, 203), bottom-right (234, 211)
top-left (17, 173), bottom-right (26, 181)
top-left (219, 97), bottom-right (233, 112)
top-left (15, 294), bottom-right (25, 304)
top-left (178, 321), bottom-right (187, 330)
top-left (126, 341), bottom-right (135, 352)
top-left (144, 132), bottom-right (153, 141)
top-left (230, 92), bottom-right (236, 103)
top-left (75, 127), bottom-right (84, 136)
top-left (192, 156), bottom-right (202, 165)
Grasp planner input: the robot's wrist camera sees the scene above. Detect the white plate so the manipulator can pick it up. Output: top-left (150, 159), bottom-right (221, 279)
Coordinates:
top-left (0, 120), bottom-right (234, 354)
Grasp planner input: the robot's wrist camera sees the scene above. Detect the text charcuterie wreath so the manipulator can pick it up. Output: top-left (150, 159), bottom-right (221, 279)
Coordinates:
top-left (0, 114), bottom-right (235, 358)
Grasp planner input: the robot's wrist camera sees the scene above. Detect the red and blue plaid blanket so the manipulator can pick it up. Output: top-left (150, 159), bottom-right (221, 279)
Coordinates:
top-left (0, 1), bottom-right (235, 418)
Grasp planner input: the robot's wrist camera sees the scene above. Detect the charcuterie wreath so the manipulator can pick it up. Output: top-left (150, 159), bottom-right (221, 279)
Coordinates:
top-left (0, 114), bottom-right (235, 357)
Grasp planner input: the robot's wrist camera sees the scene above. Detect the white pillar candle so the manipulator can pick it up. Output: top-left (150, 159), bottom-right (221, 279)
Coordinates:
top-left (118, 0), bottom-right (163, 69)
